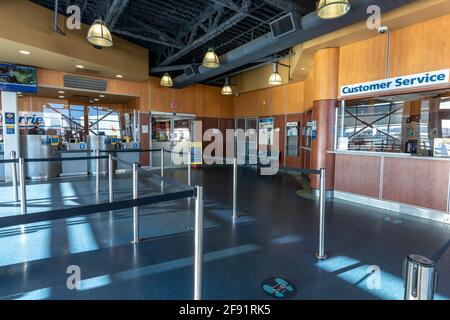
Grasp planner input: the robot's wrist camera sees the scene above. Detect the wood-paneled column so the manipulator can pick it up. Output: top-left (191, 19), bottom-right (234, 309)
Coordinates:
top-left (311, 48), bottom-right (339, 192)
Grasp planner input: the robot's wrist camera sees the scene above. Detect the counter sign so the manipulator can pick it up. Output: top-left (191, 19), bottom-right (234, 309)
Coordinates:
top-left (341, 69), bottom-right (450, 97)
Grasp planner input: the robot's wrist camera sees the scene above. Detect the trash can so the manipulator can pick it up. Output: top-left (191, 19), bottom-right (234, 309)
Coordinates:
top-left (403, 254), bottom-right (438, 300)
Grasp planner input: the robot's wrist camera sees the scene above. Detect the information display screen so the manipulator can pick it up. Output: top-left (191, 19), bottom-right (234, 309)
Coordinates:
top-left (0, 63), bottom-right (37, 93)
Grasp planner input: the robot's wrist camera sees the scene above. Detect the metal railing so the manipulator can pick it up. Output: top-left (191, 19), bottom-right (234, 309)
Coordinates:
top-left (0, 157), bottom-right (203, 300)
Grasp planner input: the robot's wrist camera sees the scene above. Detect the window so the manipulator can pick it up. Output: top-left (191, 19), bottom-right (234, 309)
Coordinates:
top-left (337, 91), bottom-right (450, 157)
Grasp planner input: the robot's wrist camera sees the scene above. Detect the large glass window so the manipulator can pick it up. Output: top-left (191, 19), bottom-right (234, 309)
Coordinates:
top-left (85, 106), bottom-right (121, 138)
top-left (337, 91), bottom-right (450, 157)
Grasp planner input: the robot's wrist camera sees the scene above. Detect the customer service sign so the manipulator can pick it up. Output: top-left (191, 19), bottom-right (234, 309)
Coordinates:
top-left (340, 69), bottom-right (450, 98)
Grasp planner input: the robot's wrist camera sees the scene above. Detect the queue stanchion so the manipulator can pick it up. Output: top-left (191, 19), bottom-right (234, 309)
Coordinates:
top-left (315, 168), bottom-right (327, 260)
top-left (19, 157), bottom-right (27, 215)
top-left (160, 148), bottom-right (164, 187)
top-left (403, 255), bottom-right (438, 300)
top-left (194, 185), bottom-right (204, 300)
top-left (11, 151), bottom-right (18, 202)
top-left (108, 154), bottom-right (114, 203)
top-left (95, 149), bottom-right (101, 193)
top-left (188, 146), bottom-right (192, 187)
top-left (232, 157), bottom-right (239, 221)
top-left (132, 162), bottom-right (141, 244)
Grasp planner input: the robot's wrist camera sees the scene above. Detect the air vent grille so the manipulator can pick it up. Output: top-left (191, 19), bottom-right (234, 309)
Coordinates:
top-left (64, 75), bottom-right (107, 91)
top-left (184, 64), bottom-right (198, 77)
top-left (270, 12), bottom-right (300, 39)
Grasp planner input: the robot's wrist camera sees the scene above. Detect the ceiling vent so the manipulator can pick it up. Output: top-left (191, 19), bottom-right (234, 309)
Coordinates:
top-left (184, 64), bottom-right (199, 77)
top-left (64, 75), bottom-right (107, 92)
top-left (270, 12), bottom-right (301, 39)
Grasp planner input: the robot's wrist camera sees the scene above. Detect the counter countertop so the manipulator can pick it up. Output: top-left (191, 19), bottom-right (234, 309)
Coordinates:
top-left (330, 150), bottom-right (450, 162)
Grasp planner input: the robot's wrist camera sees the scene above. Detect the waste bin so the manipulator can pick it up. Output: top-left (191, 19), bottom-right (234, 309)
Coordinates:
top-left (403, 254), bottom-right (438, 300)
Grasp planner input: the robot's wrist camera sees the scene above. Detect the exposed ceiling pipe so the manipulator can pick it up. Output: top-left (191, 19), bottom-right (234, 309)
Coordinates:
top-left (172, 0), bottom-right (415, 88)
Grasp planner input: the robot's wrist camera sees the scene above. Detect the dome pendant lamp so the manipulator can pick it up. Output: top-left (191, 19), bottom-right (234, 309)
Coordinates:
top-left (160, 73), bottom-right (173, 87)
top-left (87, 18), bottom-right (113, 49)
top-left (268, 62), bottom-right (282, 86)
top-left (222, 78), bottom-right (233, 95)
top-left (202, 48), bottom-right (220, 68)
top-left (317, 0), bottom-right (351, 19)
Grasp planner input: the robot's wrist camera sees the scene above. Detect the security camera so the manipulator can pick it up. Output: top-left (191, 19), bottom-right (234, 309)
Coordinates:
top-left (377, 26), bottom-right (389, 34)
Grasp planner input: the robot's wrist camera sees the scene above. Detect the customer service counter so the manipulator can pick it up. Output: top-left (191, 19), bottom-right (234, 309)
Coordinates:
top-left (333, 150), bottom-right (450, 224)
top-left (20, 135), bottom-right (61, 179)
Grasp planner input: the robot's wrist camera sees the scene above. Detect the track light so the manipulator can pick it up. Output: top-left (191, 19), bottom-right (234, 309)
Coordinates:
top-left (87, 18), bottom-right (113, 49)
top-left (160, 73), bottom-right (173, 87)
top-left (317, 0), bottom-right (351, 19)
top-left (268, 62), bottom-right (282, 86)
top-left (222, 78), bottom-right (233, 95)
top-left (202, 48), bottom-right (220, 68)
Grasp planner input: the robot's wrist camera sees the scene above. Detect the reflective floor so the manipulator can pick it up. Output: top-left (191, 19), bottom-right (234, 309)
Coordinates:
top-left (0, 166), bottom-right (449, 300)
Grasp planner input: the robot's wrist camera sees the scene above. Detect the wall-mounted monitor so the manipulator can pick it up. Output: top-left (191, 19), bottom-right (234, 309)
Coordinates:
top-left (0, 63), bottom-right (37, 93)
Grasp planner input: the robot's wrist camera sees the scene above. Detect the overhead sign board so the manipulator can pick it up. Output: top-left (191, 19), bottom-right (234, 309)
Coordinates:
top-left (340, 69), bottom-right (450, 98)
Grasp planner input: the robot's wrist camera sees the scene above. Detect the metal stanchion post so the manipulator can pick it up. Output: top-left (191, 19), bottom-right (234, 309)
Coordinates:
top-left (108, 154), bottom-right (114, 203)
top-left (95, 149), bottom-right (100, 193)
top-left (315, 168), bottom-right (327, 260)
top-left (194, 185), bottom-right (204, 300)
top-left (403, 255), bottom-right (438, 300)
top-left (11, 151), bottom-right (18, 202)
top-left (160, 148), bottom-right (164, 187)
top-left (232, 157), bottom-right (238, 221)
top-left (188, 146), bottom-right (192, 186)
top-left (19, 157), bottom-right (27, 215)
top-left (132, 163), bottom-right (141, 244)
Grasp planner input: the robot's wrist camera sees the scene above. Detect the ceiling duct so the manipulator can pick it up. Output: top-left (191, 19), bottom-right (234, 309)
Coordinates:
top-left (172, 0), bottom-right (415, 88)
top-left (270, 12), bottom-right (301, 39)
top-left (184, 64), bottom-right (200, 78)
top-left (64, 75), bottom-right (107, 92)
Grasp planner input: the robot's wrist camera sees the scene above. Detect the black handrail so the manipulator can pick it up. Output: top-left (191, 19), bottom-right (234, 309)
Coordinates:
top-left (25, 155), bottom-right (108, 163)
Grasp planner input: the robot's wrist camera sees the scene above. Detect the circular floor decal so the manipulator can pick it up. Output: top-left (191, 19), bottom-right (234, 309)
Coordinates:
top-left (261, 277), bottom-right (297, 300)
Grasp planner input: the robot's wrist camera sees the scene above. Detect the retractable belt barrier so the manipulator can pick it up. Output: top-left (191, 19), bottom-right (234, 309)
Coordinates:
top-left (25, 155), bottom-right (108, 163)
top-left (0, 159), bottom-right (19, 164)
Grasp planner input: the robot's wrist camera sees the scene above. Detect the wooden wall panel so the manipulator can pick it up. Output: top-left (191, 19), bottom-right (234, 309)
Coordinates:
top-left (36, 69), bottom-right (65, 87)
top-left (173, 86), bottom-right (195, 114)
top-left (287, 82), bottom-right (303, 114)
top-left (334, 154), bottom-right (381, 198)
top-left (271, 85), bottom-right (287, 115)
top-left (303, 71), bottom-right (315, 110)
top-left (338, 35), bottom-right (388, 87)
top-left (382, 157), bottom-right (450, 212)
top-left (202, 86), bottom-right (219, 118)
top-left (258, 88), bottom-right (272, 117)
top-left (389, 14), bottom-right (450, 78)
top-left (218, 95), bottom-right (234, 118)
top-left (149, 77), bottom-right (172, 112)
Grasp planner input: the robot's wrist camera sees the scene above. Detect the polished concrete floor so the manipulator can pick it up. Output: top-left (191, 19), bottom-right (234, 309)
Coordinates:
top-left (0, 166), bottom-right (449, 300)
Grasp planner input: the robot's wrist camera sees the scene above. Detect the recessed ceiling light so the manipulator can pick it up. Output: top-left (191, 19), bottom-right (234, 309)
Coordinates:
top-left (301, 67), bottom-right (306, 70)
top-left (94, 98), bottom-right (99, 101)
top-left (116, 74), bottom-right (123, 78)
top-left (99, 95), bottom-right (105, 98)
top-left (58, 91), bottom-right (65, 94)
top-left (17, 92), bottom-right (22, 95)
top-left (19, 50), bottom-right (31, 55)
top-left (76, 65), bottom-right (84, 69)
top-left (58, 96), bottom-right (65, 99)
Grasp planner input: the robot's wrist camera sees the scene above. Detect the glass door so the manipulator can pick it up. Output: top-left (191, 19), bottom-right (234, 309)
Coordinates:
top-left (151, 113), bottom-right (194, 168)
top-left (151, 114), bottom-right (172, 168)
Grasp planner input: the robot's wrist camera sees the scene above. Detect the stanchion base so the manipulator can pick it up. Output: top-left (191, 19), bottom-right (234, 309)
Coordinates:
top-left (132, 238), bottom-right (142, 245)
top-left (315, 253), bottom-right (328, 260)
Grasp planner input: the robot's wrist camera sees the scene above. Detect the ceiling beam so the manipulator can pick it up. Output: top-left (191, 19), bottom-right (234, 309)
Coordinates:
top-left (261, 0), bottom-right (311, 14)
top-left (113, 29), bottom-right (183, 48)
top-left (159, 0), bottom-right (252, 66)
top-left (210, 0), bottom-right (266, 23)
top-left (105, 0), bottom-right (130, 30)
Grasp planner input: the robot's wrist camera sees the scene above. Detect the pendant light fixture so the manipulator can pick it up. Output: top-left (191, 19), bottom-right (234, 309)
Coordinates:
top-left (87, 18), bottom-right (113, 49)
top-left (317, 0), bottom-right (351, 19)
top-left (222, 78), bottom-right (233, 95)
top-left (268, 62), bottom-right (282, 86)
top-left (160, 73), bottom-right (173, 87)
top-left (202, 48), bottom-right (220, 68)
